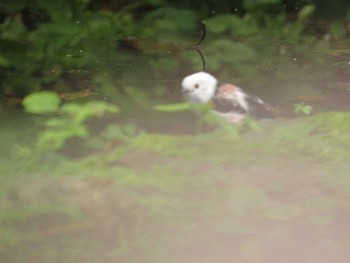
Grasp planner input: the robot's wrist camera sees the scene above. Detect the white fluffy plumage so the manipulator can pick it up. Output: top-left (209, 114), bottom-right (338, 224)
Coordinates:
top-left (181, 71), bottom-right (269, 123)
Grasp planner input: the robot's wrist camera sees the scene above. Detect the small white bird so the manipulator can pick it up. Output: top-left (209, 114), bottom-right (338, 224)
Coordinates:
top-left (181, 72), bottom-right (273, 124)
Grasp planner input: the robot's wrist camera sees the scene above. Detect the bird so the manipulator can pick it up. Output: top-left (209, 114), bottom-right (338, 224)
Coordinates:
top-left (181, 71), bottom-right (274, 124)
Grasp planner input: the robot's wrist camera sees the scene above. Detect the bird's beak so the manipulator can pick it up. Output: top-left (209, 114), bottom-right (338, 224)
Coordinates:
top-left (181, 88), bottom-right (190, 94)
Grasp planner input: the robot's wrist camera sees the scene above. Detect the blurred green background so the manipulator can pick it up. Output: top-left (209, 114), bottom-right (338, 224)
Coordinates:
top-left (2, 1), bottom-right (350, 262)
top-left (1, 0), bottom-right (349, 99)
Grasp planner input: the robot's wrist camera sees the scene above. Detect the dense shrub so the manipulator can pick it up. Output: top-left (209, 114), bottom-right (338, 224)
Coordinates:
top-left (0, 0), bottom-right (348, 98)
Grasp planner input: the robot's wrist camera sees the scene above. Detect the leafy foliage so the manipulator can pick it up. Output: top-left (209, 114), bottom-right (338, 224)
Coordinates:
top-left (37, 102), bottom-right (118, 151)
top-left (2, 0), bottom-right (349, 161)
top-left (0, 0), bottom-right (139, 96)
top-left (0, 0), bottom-right (345, 101)
top-left (23, 91), bottom-right (61, 114)
top-left (154, 102), bottom-right (191, 112)
top-left (21, 91), bottom-right (119, 152)
top-left (294, 102), bottom-right (313, 116)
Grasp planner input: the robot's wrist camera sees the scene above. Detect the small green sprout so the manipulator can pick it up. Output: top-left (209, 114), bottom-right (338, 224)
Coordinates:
top-left (294, 102), bottom-right (313, 116)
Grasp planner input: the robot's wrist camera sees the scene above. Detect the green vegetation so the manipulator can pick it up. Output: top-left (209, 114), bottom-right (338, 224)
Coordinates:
top-left (0, 0), bottom-right (348, 100)
top-left (2, 111), bottom-right (350, 262)
top-left (23, 92), bottom-right (119, 151)
top-left (294, 102), bottom-right (313, 115)
top-left (2, 0), bottom-right (350, 262)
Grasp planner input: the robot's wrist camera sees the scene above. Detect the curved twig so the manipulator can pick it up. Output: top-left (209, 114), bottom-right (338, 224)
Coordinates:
top-left (195, 48), bottom-right (206, 72)
top-left (195, 21), bottom-right (207, 47)
top-left (194, 21), bottom-right (207, 71)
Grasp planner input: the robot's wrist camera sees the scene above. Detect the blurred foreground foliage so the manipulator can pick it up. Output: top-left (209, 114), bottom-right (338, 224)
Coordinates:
top-left (2, 111), bottom-right (350, 262)
top-left (18, 91), bottom-right (140, 161)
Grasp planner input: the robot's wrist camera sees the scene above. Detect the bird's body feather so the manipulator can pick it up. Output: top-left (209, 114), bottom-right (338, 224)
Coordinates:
top-left (181, 72), bottom-right (274, 123)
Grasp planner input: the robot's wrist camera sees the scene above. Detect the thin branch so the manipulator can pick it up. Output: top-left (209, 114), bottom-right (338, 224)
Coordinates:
top-left (195, 48), bottom-right (206, 72)
top-left (194, 21), bottom-right (207, 71)
top-left (195, 21), bottom-right (207, 47)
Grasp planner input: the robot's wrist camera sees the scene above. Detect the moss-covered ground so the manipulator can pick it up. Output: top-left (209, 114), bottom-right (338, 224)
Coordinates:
top-left (1, 112), bottom-right (350, 263)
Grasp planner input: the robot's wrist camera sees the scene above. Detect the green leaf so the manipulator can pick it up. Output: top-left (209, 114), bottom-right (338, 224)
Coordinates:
top-left (23, 92), bottom-right (61, 114)
top-left (45, 118), bottom-right (67, 128)
top-left (297, 4), bottom-right (315, 22)
top-left (294, 102), bottom-right (313, 116)
top-left (61, 101), bottom-right (119, 123)
top-left (154, 102), bottom-right (191, 112)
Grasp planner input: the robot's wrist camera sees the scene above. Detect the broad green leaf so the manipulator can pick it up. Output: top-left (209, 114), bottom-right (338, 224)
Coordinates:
top-left (61, 101), bottom-right (119, 123)
top-left (45, 118), bottom-right (67, 128)
top-left (23, 91), bottom-right (61, 114)
top-left (154, 102), bottom-right (191, 112)
top-left (297, 5), bottom-right (315, 22)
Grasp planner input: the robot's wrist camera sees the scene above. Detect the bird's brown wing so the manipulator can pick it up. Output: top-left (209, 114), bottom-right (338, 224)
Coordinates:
top-left (213, 84), bottom-right (249, 113)
top-left (214, 83), bottom-right (278, 119)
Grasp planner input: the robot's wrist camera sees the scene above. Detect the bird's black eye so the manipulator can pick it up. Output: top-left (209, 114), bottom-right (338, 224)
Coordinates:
top-left (194, 84), bottom-right (200, 89)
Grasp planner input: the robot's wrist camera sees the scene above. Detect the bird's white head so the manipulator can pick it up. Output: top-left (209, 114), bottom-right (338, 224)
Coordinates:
top-left (181, 72), bottom-right (218, 104)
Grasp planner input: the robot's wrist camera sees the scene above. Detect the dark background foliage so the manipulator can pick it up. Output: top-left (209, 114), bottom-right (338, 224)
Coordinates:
top-left (1, 0), bottom-right (349, 99)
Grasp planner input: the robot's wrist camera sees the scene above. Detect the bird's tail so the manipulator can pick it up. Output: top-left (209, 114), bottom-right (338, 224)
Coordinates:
top-left (247, 95), bottom-right (282, 118)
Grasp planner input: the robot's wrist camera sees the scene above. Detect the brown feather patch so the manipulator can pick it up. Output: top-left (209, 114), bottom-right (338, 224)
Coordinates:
top-left (216, 84), bottom-right (241, 99)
